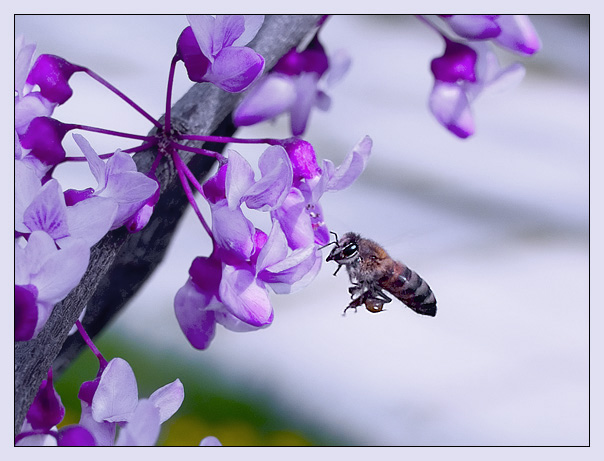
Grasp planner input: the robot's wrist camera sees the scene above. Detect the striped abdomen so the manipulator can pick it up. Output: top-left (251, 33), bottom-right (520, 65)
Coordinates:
top-left (378, 261), bottom-right (437, 317)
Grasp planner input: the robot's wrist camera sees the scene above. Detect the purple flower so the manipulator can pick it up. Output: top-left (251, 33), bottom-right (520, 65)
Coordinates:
top-left (16, 368), bottom-right (96, 446)
top-left (233, 36), bottom-right (351, 135)
top-left (15, 231), bottom-right (90, 340)
top-left (177, 15), bottom-right (265, 92)
top-left (428, 39), bottom-right (527, 138)
top-left (78, 357), bottom-right (184, 446)
top-left (441, 15), bottom-right (541, 55)
top-left (425, 15), bottom-right (540, 138)
top-left (15, 37), bottom-right (57, 137)
top-left (175, 220), bottom-right (320, 350)
top-left (19, 116), bottom-right (70, 166)
top-left (15, 159), bottom-right (118, 247)
top-left (274, 136), bottom-right (373, 248)
top-left (71, 134), bottom-right (159, 230)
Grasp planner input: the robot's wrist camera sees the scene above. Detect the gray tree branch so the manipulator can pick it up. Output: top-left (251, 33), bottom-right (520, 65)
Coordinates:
top-left (15, 15), bottom-right (323, 436)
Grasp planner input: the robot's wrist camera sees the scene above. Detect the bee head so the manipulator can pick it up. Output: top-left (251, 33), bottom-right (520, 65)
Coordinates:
top-left (325, 232), bottom-right (360, 264)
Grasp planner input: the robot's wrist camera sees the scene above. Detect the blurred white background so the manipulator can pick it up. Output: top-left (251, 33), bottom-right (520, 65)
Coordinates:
top-left (15, 15), bottom-right (589, 446)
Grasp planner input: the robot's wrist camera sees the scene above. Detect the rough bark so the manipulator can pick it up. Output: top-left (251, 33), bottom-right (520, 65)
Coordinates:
top-left (15, 15), bottom-right (323, 436)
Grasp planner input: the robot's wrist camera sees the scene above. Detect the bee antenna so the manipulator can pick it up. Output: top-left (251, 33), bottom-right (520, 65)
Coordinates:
top-left (319, 231), bottom-right (340, 250)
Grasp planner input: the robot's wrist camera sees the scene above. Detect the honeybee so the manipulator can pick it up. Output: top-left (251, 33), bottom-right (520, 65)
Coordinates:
top-left (324, 232), bottom-right (437, 316)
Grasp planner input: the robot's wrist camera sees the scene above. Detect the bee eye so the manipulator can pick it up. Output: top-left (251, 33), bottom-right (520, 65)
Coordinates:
top-left (342, 243), bottom-right (358, 258)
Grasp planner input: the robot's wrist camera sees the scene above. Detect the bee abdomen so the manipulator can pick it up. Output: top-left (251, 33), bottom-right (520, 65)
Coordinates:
top-left (381, 264), bottom-right (437, 317)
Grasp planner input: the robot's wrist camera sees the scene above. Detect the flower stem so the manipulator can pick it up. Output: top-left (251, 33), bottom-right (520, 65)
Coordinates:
top-left (164, 56), bottom-right (179, 135)
top-left (70, 123), bottom-right (155, 141)
top-left (178, 133), bottom-right (282, 146)
top-left (75, 320), bottom-right (108, 370)
top-left (171, 141), bottom-right (226, 163)
top-left (84, 68), bottom-right (163, 129)
top-left (171, 152), bottom-right (213, 239)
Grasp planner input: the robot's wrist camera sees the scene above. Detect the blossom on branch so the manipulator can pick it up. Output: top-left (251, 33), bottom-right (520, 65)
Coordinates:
top-left (233, 35), bottom-right (351, 136)
top-left (424, 14), bottom-right (540, 138)
top-left (177, 15), bottom-right (265, 93)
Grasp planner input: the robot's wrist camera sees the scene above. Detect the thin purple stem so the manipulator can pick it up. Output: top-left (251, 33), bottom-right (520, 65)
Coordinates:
top-left (69, 123), bottom-right (156, 141)
top-left (179, 133), bottom-right (281, 146)
top-left (170, 141), bottom-right (226, 163)
top-left (164, 56), bottom-right (179, 134)
top-left (63, 140), bottom-right (158, 162)
top-left (171, 152), bottom-right (213, 239)
top-left (84, 68), bottom-right (162, 129)
top-left (76, 320), bottom-right (108, 370)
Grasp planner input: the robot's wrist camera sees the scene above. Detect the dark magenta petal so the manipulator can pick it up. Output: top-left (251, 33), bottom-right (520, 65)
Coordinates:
top-left (273, 47), bottom-right (306, 75)
top-left (26, 368), bottom-right (65, 430)
top-left (20, 117), bottom-right (69, 165)
top-left (431, 38), bottom-right (477, 83)
top-left (15, 284), bottom-right (38, 341)
top-left (78, 378), bottom-right (100, 406)
top-left (177, 26), bottom-right (211, 82)
top-left (64, 187), bottom-right (95, 206)
top-left (190, 256), bottom-right (222, 294)
top-left (57, 425), bottom-right (96, 446)
top-left (273, 37), bottom-right (328, 77)
top-left (26, 54), bottom-right (82, 104)
top-left (202, 164), bottom-right (227, 204)
top-left (281, 138), bottom-right (321, 181)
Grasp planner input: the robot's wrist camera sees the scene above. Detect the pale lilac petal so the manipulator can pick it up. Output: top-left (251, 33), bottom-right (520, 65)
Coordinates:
top-left (256, 220), bottom-right (289, 273)
top-left (62, 196), bottom-right (118, 247)
top-left (174, 280), bottom-right (218, 350)
top-left (443, 15), bottom-right (501, 40)
top-left (219, 264), bottom-right (273, 326)
top-left (115, 399), bottom-right (160, 446)
top-left (78, 400), bottom-right (116, 446)
top-left (214, 309), bottom-right (264, 332)
top-left (149, 379), bottom-right (184, 424)
top-left (187, 15), bottom-right (216, 60)
top-left (244, 146), bottom-right (293, 211)
top-left (233, 74), bottom-right (297, 126)
top-left (213, 15), bottom-right (245, 50)
top-left (232, 15), bottom-right (264, 46)
top-left (15, 93), bottom-right (56, 135)
top-left (15, 36), bottom-right (36, 94)
top-left (205, 46), bottom-right (265, 93)
top-left (271, 188), bottom-right (314, 250)
top-left (494, 15), bottom-right (541, 55)
top-left (92, 358), bottom-right (138, 423)
top-left (324, 48), bottom-right (351, 87)
top-left (428, 81), bottom-right (474, 138)
top-left (15, 231), bottom-right (56, 285)
top-left (260, 245), bottom-right (319, 294)
top-left (15, 160), bottom-right (42, 233)
top-left (326, 135), bottom-right (372, 192)
top-left (200, 435), bottom-right (222, 446)
top-left (225, 149), bottom-right (255, 209)
top-left (72, 134), bottom-right (106, 188)
top-left (211, 201), bottom-right (255, 260)
top-left (290, 73), bottom-right (319, 136)
top-left (30, 237), bottom-right (90, 305)
top-left (22, 179), bottom-right (70, 239)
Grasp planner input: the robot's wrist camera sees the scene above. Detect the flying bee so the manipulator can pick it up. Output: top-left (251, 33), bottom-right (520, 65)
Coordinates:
top-left (323, 232), bottom-right (437, 316)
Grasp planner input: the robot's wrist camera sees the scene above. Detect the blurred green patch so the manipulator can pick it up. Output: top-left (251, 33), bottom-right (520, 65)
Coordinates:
top-left (54, 331), bottom-right (346, 446)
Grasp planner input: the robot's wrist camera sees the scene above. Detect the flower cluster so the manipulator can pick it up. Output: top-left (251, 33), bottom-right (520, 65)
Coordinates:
top-left (175, 135), bottom-right (372, 349)
top-left (233, 30), bottom-right (351, 136)
top-left (16, 359), bottom-right (185, 445)
top-left (422, 15), bottom-right (541, 138)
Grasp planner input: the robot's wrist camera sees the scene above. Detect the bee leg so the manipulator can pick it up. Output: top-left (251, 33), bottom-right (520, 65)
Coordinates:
top-left (364, 289), bottom-right (392, 313)
top-left (343, 293), bottom-right (366, 315)
top-left (333, 264), bottom-right (343, 276)
top-left (348, 284), bottom-right (362, 298)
